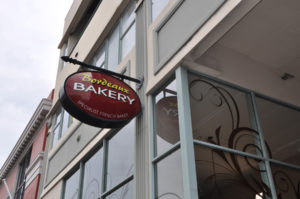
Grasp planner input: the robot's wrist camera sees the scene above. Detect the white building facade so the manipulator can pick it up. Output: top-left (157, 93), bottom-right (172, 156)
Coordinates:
top-left (40, 0), bottom-right (300, 199)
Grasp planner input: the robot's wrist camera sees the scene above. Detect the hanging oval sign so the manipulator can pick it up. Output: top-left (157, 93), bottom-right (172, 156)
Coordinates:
top-left (59, 71), bottom-right (141, 128)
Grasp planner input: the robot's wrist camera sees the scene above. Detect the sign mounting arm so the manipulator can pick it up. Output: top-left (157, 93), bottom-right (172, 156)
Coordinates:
top-left (61, 56), bottom-right (143, 86)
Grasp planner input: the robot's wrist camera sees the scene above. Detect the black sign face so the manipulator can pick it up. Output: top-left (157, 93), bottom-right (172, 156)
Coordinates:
top-left (59, 71), bottom-right (141, 128)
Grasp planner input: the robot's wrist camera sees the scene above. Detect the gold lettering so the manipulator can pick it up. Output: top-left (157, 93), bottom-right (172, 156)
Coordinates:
top-left (101, 78), bottom-right (107, 86)
top-left (123, 89), bottom-right (129, 94)
top-left (111, 84), bottom-right (118, 89)
top-left (82, 74), bottom-right (91, 81)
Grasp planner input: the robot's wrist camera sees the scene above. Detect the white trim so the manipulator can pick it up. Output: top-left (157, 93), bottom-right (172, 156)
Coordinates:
top-left (2, 179), bottom-right (13, 199)
top-left (25, 152), bottom-right (44, 188)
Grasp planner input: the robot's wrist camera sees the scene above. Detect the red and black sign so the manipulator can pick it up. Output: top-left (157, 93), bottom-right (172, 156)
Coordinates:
top-left (59, 71), bottom-right (141, 128)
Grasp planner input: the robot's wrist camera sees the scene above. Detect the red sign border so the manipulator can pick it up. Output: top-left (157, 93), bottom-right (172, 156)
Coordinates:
top-left (59, 71), bottom-right (141, 128)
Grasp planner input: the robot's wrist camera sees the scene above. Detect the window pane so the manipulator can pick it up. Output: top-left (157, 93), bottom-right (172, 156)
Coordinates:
top-left (107, 27), bottom-right (119, 71)
top-left (61, 110), bottom-right (70, 137)
top-left (271, 163), bottom-right (300, 199)
top-left (154, 79), bottom-right (179, 156)
top-left (151, 0), bottom-right (171, 22)
top-left (82, 149), bottom-right (103, 199)
top-left (256, 97), bottom-right (300, 165)
top-left (188, 73), bottom-right (261, 155)
top-left (106, 120), bottom-right (134, 190)
top-left (105, 181), bottom-right (133, 199)
top-left (121, 23), bottom-right (135, 60)
top-left (156, 150), bottom-right (184, 199)
top-left (64, 169), bottom-right (80, 199)
top-left (62, 42), bottom-right (68, 69)
top-left (121, 0), bottom-right (135, 35)
top-left (195, 145), bottom-right (272, 199)
top-left (55, 109), bottom-right (62, 126)
top-left (92, 45), bottom-right (105, 68)
top-left (52, 125), bottom-right (60, 147)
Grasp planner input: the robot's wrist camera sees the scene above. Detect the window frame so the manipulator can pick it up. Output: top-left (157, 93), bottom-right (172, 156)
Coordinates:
top-left (14, 148), bottom-right (32, 199)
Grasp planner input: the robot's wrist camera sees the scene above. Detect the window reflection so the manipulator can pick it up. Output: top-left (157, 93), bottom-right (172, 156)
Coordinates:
top-left (154, 79), bottom-right (179, 156)
top-left (52, 108), bottom-right (73, 148)
top-left (92, 45), bottom-right (105, 68)
top-left (106, 120), bottom-right (134, 190)
top-left (156, 150), bottom-right (184, 199)
top-left (61, 111), bottom-right (71, 137)
top-left (188, 73), bottom-right (261, 155)
top-left (82, 149), bottom-right (103, 199)
top-left (121, 23), bottom-right (136, 60)
top-left (256, 97), bottom-right (300, 165)
top-left (52, 126), bottom-right (60, 147)
top-left (107, 27), bottom-right (119, 71)
top-left (121, 0), bottom-right (135, 34)
top-left (151, 0), bottom-right (172, 22)
top-left (195, 145), bottom-right (271, 199)
top-left (64, 169), bottom-right (80, 199)
top-left (121, 0), bottom-right (135, 60)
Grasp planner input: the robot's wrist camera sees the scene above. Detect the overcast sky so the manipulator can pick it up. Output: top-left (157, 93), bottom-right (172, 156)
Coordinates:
top-left (0, 0), bottom-right (73, 168)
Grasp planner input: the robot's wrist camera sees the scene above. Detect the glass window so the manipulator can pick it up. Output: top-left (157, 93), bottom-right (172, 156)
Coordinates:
top-left (52, 126), bottom-right (60, 147)
top-left (107, 27), bottom-right (120, 71)
top-left (105, 181), bottom-right (134, 199)
top-left (151, 69), bottom-right (300, 199)
top-left (151, 0), bottom-right (172, 22)
top-left (120, 0), bottom-right (135, 60)
top-left (195, 145), bottom-right (271, 199)
top-left (121, 1), bottom-right (135, 34)
top-left (92, 45), bottom-right (106, 68)
top-left (82, 149), bottom-right (103, 199)
top-left (106, 120), bottom-right (134, 190)
top-left (62, 120), bottom-right (135, 199)
top-left (62, 111), bottom-right (71, 137)
top-left (154, 79), bottom-right (179, 156)
top-left (90, 0), bottom-right (136, 71)
top-left (64, 169), bottom-right (80, 199)
top-left (55, 108), bottom-right (62, 126)
top-left (256, 97), bottom-right (300, 165)
top-left (121, 23), bottom-right (135, 60)
top-left (156, 150), bottom-right (184, 199)
top-left (188, 73), bottom-right (261, 155)
top-left (52, 107), bottom-right (73, 148)
top-left (52, 109), bottom-right (62, 148)
top-left (62, 42), bottom-right (68, 70)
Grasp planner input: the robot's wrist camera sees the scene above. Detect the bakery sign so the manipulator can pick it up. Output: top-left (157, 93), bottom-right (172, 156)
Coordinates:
top-left (59, 71), bottom-right (141, 128)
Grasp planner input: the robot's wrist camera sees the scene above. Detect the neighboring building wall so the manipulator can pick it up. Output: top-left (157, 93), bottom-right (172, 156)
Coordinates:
top-left (23, 123), bottom-right (48, 199)
top-left (23, 175), bottom-right (40, 199)
top-left (0, 95), bottom-right (52, 199)
top-left (29, 125), bottom-right (48, 164)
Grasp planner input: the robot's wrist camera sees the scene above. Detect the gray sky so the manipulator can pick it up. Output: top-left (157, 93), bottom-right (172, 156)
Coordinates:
top-left (0, 0), bottom-right (73, 168)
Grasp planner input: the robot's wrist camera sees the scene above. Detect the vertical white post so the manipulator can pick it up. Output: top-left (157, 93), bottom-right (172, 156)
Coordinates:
top-left (2, 179), bottom-right (13, 199)
top-left (176, 66), bottom-right (199, 198)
